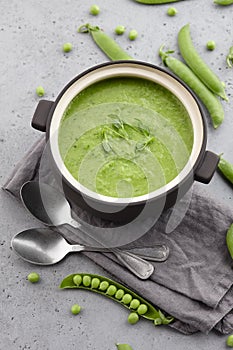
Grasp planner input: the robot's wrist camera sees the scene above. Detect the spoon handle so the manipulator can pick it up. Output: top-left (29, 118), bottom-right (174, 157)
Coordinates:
top-left (112, 249), bottom-right (154, 280)
top-left (71, 244), bottom-right (154, 279)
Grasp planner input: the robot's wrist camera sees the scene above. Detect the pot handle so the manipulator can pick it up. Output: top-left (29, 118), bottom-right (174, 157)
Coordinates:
top-left (194, 151), bottom-right (219, 184)
top-left (31, 100), bottom-right (54, 132)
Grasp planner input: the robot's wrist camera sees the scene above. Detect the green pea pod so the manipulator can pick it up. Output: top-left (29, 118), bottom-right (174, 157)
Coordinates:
top-left (178, 24), bottom-right (228, 101)
top-left (218, 156), bottom-right (233, 185)
top-left (116, 344), bottom-right (133, 350)
top-left (214, 0), bottom-right (233, 5)
top-left (226, 224), bottom-right (233, 259)
top-left (226, 47), bottom-right (233, 68)
top-left (134, 0), bottom-right (184, 3)
top-left (78, 24), bottom-right (133, 61)
top-left (159, 46), bottom-right (224, 128)
top-left (60, 273), bottom-right (174, 324)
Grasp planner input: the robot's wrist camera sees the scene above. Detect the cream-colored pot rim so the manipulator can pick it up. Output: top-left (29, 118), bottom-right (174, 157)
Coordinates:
top-left (49, 62), bottom-right (204, 205)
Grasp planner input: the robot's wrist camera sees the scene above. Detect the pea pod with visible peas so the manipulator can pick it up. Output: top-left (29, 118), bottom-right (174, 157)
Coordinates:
top-left (60, 273), bottom-right (174, 325)
top-left (159, 46), bottom-right (224, 128)
top-left (226, 47), bottom-right (233, 68)
top-left (214, 0), bottom-right (233, 5)
top-left (78, 24), bottom-right (133, 61)
top-left (178, 24), bottom-right (228, 101)
top-left (218, 156), bottom-right (233, 185)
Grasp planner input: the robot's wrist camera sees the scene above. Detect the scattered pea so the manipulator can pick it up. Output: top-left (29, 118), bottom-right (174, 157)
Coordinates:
top-left (206, 40), bottom-right (216, 51)
top-left (99, 281), bottom-right (109, 291)
top-left (63, 42), bottom-right (72, 53)
top-left (137, 304), bottom-right (148, 315)
top-left (106, 285), bottom-right (117, 296)
top-left (122, 294), bottom-right (133, 305)
top-left (36, 86), bottom-right (45, 97)
top-left (167, 7), bottom-right (177, 16)
top-left (130, 299), bottom-right (140, 309)
top-left (89, 4), bottom-right (100, 15)
top-left (73, 274), bottom-right (82, 286)
top-left (115, 25), bottom-right (125, 35)
top-left (227, 334), bottom-right (233, 347)
top-left (82, 275), bottom-right (92, 287)
top-left (128, 312), bottom-right (139, 325)
top-left (115, 289), bottom-right (125, 300)
top-left (91, 277), bottom-right (100, 289)
top-left (27, 272), bottom-right (40, 283)
top-left (71, 304), bottom-right (81, 315)
top-left (128, 30), bottom-right (138, 41)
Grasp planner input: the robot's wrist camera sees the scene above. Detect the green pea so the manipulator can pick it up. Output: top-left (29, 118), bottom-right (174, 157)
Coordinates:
top-left (128, 30), bottom-right (138, 41)
top-left (82, 275), bottom-right (91, 287)
top-left (106, 285), bottom-right (117, 296)
top-left (73, 274), bottom-right (82, 286)
top-left (36, 86), bottom-right (45, 97)
top-left (227, 335), bottom-right (233, 347)
top-left (167, 7), bottom-right (177, 16)
top-left (128, 312), bottom-right (139, 325)
top-left (130, 299), bottom-right (140, 309)
top-left (27, 272), bottom-right (40, 283)
top-left (115, 289), bottom-right (125, 300)
top-left (63, 43), bottom-right (72, 53)
top-left (99, 281), bottom-right (109, 291)
top-left (122, 294), bottom-right (132, 305)
top-left (154, 318), bottom-right (162, 325)
top-left (71, 304), bottom-right (81, 315)
top-left (89, 4), bottom-right (100, 15)
top-left (115, 25), bottom-right (125, 35)
top-left (137, 304), bottom-right (148, 315)
top-left (91, 277), bottom-right (100, 289)
top-left (206, 40), bottom-right (216, 51)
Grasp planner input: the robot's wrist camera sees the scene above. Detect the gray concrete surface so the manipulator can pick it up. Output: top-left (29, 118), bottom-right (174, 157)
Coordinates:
top-left (1, 0), bottom-right (233, 349)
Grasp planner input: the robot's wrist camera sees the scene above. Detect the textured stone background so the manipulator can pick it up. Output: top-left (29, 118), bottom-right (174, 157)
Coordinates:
top-left (1, 1), bottom-right (233, 349)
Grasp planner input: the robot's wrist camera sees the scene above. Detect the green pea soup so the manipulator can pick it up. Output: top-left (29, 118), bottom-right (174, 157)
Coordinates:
top-left (58, 77), bottom-right (194, 198)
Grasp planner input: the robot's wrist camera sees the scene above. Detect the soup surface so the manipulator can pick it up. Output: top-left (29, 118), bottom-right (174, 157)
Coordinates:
top-left (58, 77), bottom-right (193, 198)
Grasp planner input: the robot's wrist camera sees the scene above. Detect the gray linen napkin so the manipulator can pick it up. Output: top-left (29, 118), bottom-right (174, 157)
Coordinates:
top-left (3, 136), bottom-right (233, 335)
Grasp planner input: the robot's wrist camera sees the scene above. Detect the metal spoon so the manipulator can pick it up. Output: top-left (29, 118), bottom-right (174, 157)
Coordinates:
top-left (12, 227), bottom-right (154, 279)
top-left (20, 181), bottom-right (169, 262)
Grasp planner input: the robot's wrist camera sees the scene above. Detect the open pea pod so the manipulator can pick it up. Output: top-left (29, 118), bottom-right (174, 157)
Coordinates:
top-left (60, 273), bottom-right (173, 324)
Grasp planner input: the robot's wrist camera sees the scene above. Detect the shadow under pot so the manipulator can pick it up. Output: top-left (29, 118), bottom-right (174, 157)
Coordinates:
top-left (32, 61), bottom-right (219, 223)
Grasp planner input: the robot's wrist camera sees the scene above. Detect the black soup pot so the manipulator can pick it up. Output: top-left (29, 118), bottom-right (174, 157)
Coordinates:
top-left (32, 61), bottom-right (219, 223)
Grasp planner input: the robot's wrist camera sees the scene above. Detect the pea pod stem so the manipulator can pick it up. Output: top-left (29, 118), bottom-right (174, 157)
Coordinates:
top-left (178, 24), bottom-right (228, 101)
top-left (214, 0), bottom-right (233, 5)
top-left (60, 273), bottom-right (174, 324)
top-left (78, 23), bottom-right (133, 61)
top-left (218, 156), bottom-right (233, 185)
top-left (159, 46), bottom-right (224, 128)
